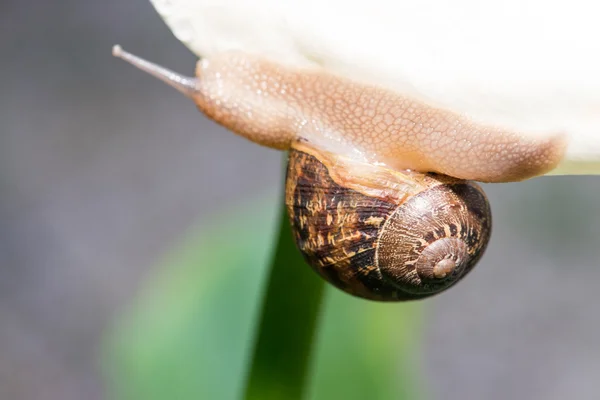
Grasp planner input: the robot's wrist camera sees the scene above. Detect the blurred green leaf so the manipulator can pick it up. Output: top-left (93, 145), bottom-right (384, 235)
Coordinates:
top-left (309, 292), bottom-right (422, 400)
top-left (102, 192), bottom-right (424, 400)
top-left (103, 194), bottom-right (279, 400)
top-left (244, 206), bottom-right (325, 400)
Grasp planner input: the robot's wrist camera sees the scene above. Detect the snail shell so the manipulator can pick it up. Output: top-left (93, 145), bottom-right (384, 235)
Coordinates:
top-left (285, 143), bottom-right (492, 301)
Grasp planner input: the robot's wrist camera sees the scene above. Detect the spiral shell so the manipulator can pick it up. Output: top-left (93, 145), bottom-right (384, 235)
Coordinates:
top-left (285, 143), bottom-right (492, 301)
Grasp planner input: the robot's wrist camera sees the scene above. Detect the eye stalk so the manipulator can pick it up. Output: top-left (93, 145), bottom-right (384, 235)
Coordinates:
top-left (113, 45), bottom-right (200, 98)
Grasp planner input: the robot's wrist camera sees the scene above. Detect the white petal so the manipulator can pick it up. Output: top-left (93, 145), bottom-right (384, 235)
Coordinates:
top-left (149, 0), bottom-right (600, 175)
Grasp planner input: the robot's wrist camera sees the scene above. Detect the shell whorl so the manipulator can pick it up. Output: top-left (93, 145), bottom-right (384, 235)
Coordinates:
top-left (285, 143), bottom-right (492, 301)
top-left (376, 183), bottom-right (491, 297)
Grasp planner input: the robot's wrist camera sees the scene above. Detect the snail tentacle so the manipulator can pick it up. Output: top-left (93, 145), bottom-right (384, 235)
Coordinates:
top-left (113, 45), bottom-right (200, 98)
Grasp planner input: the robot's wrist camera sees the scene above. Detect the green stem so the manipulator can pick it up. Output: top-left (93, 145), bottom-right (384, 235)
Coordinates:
top-left (244, 201), bottom-right (326, 400)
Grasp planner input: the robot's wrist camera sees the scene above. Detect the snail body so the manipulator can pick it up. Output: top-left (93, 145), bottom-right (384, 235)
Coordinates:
top-left (112, 47), bottom-right (506, 300)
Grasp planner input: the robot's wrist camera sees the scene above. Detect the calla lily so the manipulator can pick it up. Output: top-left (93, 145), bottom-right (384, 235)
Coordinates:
top-left (142, 0), bottom-right (600, 178)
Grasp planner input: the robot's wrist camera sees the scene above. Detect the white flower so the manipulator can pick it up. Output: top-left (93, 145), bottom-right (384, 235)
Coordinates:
top-left (147, 0), bottom-right (600, 176)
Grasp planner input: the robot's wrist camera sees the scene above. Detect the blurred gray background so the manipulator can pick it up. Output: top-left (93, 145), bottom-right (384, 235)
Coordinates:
top-left (1, 1), bottom-right (599, 399)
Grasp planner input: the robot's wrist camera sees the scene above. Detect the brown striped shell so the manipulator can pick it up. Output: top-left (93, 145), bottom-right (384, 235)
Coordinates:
top-left (285, 143), bottom-right (492, 301)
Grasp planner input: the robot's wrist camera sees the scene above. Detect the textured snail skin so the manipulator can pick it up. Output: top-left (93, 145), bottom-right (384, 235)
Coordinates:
top-left (190, 53), bottom-right (566, 183)
top-left (111, 46), bottom-right (566, 183)
top-left (285, 143), bottom-right (491, 301)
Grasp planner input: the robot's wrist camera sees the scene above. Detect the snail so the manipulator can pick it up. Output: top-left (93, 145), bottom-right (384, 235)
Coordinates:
top-left (112, 46), bottom-right (566, 301)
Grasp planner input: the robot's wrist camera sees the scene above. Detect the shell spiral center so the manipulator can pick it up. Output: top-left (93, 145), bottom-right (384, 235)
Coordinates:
top-left (415, 237), bottom-right (468, 282)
